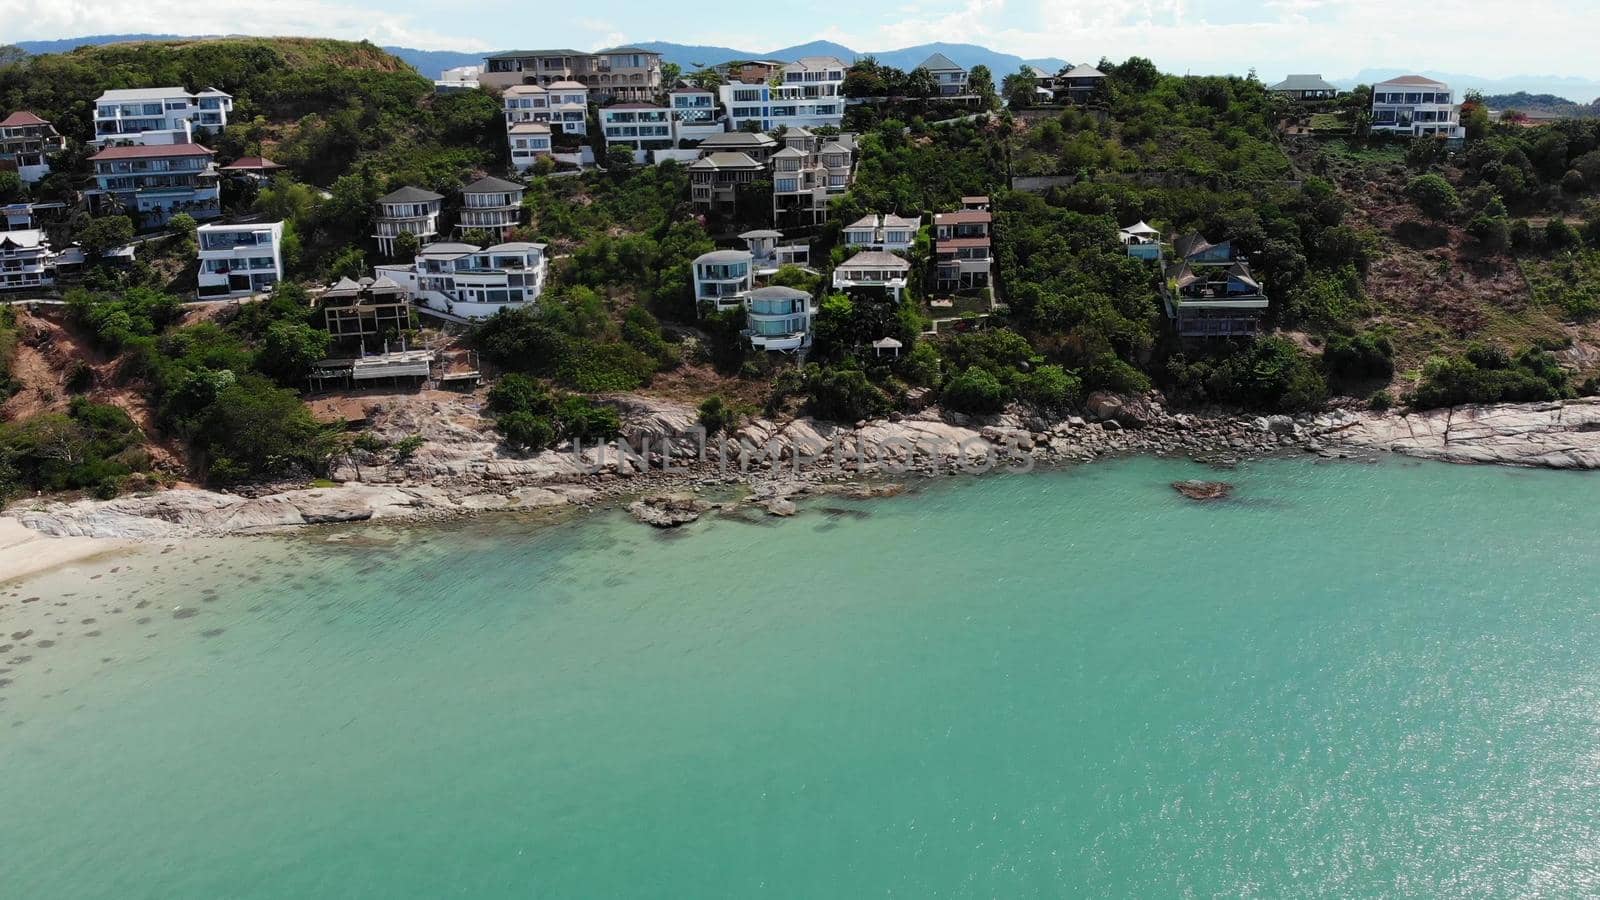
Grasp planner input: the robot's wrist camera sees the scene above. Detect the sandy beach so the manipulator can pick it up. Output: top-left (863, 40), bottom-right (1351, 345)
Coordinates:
top-left (0, 517), bottom-right (131, 585)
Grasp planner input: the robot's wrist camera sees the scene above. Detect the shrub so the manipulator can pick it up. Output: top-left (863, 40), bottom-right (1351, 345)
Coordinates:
top-left (194, 375), bottom-right (334, 484)
top-left (496, 411), bottom-right (555, 451)
top-left (804, 365), bottom-right (891, 422)
top-left (941, 366), bottom-right (1009, 415)
top-left (1323, 331), bottom-right (1395, 382)
top-left (1012, 364), bottom-right (1082, 411)
top-left (697, 395), bottom-right (740, 435)
top-left (1409, 344), bottom-right (1573, 409)
top-left (1369, 390), bottom-right (1394, 410)
top-left (1405, 173), bottom-right (1460, 220)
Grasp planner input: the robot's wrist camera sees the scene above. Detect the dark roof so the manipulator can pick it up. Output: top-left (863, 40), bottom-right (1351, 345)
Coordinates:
top-left (934, 210), bottom-right (991, 225)
top-left (379, 186), bottom-right (444, 204)
top-left (486, 49), bottom-right (584, 60)
top-left (220, 155), bottom-right (284, 171)
top-left (1173, 232), bottom-right (1215, 259)
top-left (90, 143), bottom-right (214, 161)
top-left (1268, 74), bottom-right (1339, 93)
top-left (463, 175), bottom-right (524, 193)
top-left (0, 111), bottom-right (49, 127)
top-left (916, 52), bottom-right (963, 72)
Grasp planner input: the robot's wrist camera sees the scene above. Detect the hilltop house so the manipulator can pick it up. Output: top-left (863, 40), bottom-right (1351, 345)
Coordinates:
top-left (373, 186), bottom-right (444, 257)
top-left (692, 248), bottom-right (755, 314)
top-left (933, 205), bottom-right (992, 290)
top-left (844, 214), bottom-right (920, 253)
top-left (1059, 64), bottom-right (1107, 104)
top-left (480, 48), bottom-right (662, 102)
top-left (688, 152), bottom-right (765, 214)
top-left (0, 229), bottom-right (53, 291)
top-left (1268, 74), bottom-right (1340, 101)
top-left (719, 56), bottom-right (848, 131)
top-left (377, 240), bottom-right (548, 320)
top-left (436, 65), bottom-right (481, 93)
top-left (196, 221), bottom-right (284, 297)
top-left (833, 250), bottom-right (910, 299)
top-left (502, 83), bottom-right (589, 136)
top-left (320, 276), bottom-right (413, 350)
top-left (1371, 76), bottom-right (1465, 140)
top-left (668, 87), bottom-right (728, 143)
top-left (457, 176), bottom-right (525, 239)
top-left (92, 87), bottom-right (232, 146)
top-left (771, 128), bottom-right (854, 227)
top-left (739, 229), bottom-right (811, 275)
top-left (1027, 65), bottom-right (1059, 100)
top-left (1160, 233), bottom-right (1268, 337)
top-left (718, 59), bottom-right (787, 84)
top-left (507, 122), bottom-right (554, 171)
top-left (88, 143), bottom-right (220, 226)
top-left (0, 112), bottom-right (66, 184)
top-left (600, 103), bottom-right (675, 152)
top-left (744, 286), bottom-right (817, 351)
top-left (916, 53), bottom-right (969, 98)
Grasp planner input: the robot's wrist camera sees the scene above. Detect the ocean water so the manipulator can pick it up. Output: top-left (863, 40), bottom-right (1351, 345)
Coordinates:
top-left (3, 456), bottom-right (1600, 898)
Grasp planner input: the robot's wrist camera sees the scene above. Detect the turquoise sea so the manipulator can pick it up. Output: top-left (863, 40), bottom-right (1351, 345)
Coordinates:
top-left (3, 456), bottom-right (1600, 897)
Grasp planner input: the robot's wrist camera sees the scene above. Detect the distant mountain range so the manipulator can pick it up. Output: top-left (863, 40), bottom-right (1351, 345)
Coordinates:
top-left (11, 35), bottom-right (1598, 102)
top-left (8, 34), bottom-right (1066, 83)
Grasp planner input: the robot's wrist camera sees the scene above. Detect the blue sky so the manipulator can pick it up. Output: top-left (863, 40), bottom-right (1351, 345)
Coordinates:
top-left (5, 0), bottom-right (1599, 79)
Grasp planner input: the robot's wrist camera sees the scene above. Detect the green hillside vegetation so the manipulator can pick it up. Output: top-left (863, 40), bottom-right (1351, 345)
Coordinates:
top-left (3, 39), bottom-right (1600, 498)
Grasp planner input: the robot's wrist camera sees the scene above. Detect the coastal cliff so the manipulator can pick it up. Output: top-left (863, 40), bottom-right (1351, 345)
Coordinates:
top-left (11, 393), bottom-right (1600, 543)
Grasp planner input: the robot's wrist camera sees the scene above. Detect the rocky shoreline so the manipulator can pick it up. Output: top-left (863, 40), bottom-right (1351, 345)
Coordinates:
top-left (8, 392), bottom-right (1600, 543)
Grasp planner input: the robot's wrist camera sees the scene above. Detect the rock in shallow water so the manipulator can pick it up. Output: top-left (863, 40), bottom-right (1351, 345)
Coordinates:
top-left (1171, 480), bottom-right (1233, 501)
top-left (628, 495), bottom-right (710, 528)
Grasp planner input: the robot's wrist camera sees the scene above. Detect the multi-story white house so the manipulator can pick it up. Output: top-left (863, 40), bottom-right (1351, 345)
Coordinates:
top-left (833, 251), bottom-right (910, 299)
top-left (744, 286), bottom-right (816, 352)
top-left (692, 248), bottom-right (754, 313)
top-left (501, 83), bottom-right (588, 136)
top-left (457, 176), bottom-right (525, 239)
top-left (378, 240), bottom-right (548, 320)
top-left (507, 122), bottom-right (554, 172)
top-left (0, 112), bottom-right (67, 184)
top-left (599, 103), bottom-right (675, 151)
top-left (88, 143), bottom-right (221, 226)
top-left (1371, 76), bottom-right (1465, 140)
top-left (916, 53), bottom-right (969, 97)
top-left (719, 56), bottom-right (848, 131)
top-left (435, 65), bottom-right (481, 93)
top-left (480, 48), bottom-right (662, 102)
top-left (373, 186), bottom-right (444, 257)
top-left (771, 129), bottom-right (854, 227)
top-left (196, 221), bottom-right (284, 297)
top-left (844, 214), bottom-right (920, 253)
top-left (668, 87), bottom-right (727, 143)
top-left (92, 87), bottom-right (232, 146)
top-left (0, 229), bottom-right (53, 291)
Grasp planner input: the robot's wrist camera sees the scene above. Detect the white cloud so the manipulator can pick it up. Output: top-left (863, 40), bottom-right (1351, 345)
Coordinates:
top-left (0, 0), bottom-right (491, 51)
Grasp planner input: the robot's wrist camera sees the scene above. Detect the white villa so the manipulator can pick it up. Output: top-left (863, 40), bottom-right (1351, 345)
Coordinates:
top-left (0, 229), bottom-right (53, 291)
top-left (692, 248), bottom-right (754, 313)
top-left (196, 221), bottom-right (284, 298)
top-left (502, 83), bottom-right (588, 136)
top-left (0, 112), bottom-right (66, 184)
top-left (744, 286), bottom-right (816, 352)
top-left (1371, 75), bottom-right (1465, 140)
top-left (480, 48), bottom-right (662, 102)
top-left (457, 176), bottom-right (525, 239)
top-left (599, 103), bottom-right (674, 151)
top-left (844, 213), bottom-right (920, 253)
top-left (92, 87), bottom-right (232, 146)
top-left (378, 240), bottom-right (548, 320)
top-left (507, 122), bottom-right (554, 171)
top-left (668, 87), bottom-right (727, 143)
top-left (719, 56), bottom-right (848, 131)
top-left (916, 52), bottom-right (968, 98)
top-left (435, 65), bottom-right (481, 92)
top-left (374, 186), bottom-right (444, 257)
top-left (833, 250), bottom-right (910, 299)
